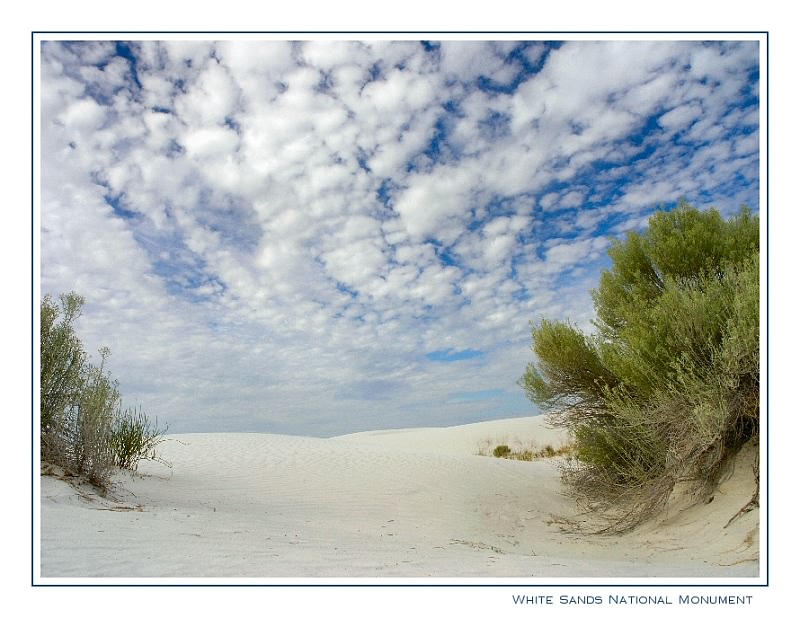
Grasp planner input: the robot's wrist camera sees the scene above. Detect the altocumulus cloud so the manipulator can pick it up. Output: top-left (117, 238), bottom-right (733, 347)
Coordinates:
top-left (38, 38), bottom-right (760, 436)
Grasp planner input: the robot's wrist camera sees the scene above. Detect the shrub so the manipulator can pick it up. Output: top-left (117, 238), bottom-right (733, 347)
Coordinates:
top-left (493, 444), bottom-right (512, 458)
top-left (67, 349), bottom-right (119, 486)
top-left (40, 293), bottom-right (87, 459)
top-left (40, 293), bottom-right (119, 484)
top-left (40, 292), bottom-right (166, 486)
top-left (521, 202), bottom-right (759, 531)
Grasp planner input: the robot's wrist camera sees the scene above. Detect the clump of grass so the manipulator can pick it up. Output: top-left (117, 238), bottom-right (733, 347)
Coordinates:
top-left (110, 406), bottom-right (169, 471)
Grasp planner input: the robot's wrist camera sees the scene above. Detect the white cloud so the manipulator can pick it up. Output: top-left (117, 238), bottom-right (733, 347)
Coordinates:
top-left (394, 165), bottom-right (476, 242)
top-left (659, 102), bottom-right (704, 131)
top-left (181, 125), bottom-right (240, 158)
top-left (59, 97), bottom-right (107, 130)
top-left (438, 41), bottom-right (516, 83)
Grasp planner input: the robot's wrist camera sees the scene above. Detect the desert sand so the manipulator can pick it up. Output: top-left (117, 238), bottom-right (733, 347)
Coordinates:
top-left (37, 415), bottom-right (760, 581)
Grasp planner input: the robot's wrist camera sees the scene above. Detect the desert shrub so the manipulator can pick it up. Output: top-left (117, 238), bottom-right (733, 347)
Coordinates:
top-left (40, 293), bottom-right (87, 460)
top-left (67, 349), bottom-right (119, 486)
top-left (40, 292), bottom-right (165, 486)
top-left (111, 406), bottom-right (169, 470)
top-left (521, 202), bottom-right (759, 531)
top-left (40, 293), bottom-right (120, 485)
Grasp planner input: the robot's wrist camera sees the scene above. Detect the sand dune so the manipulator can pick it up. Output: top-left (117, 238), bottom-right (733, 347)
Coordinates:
top-left (38, 415), bottom-right (760, 580)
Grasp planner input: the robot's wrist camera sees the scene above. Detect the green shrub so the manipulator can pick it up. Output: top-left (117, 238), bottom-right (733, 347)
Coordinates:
top-left (40, 293), bottom-right (87, 459)
top-left (68, 349), bottom-right (119, 486)
top-left (40, 292), bottom-right (166, 486)
top-left (521, 202), bottom-right (759, 530)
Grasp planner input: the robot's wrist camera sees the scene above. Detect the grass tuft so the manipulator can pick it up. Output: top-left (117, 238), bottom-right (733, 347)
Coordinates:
top-left (110, 406), bottom-right (169, 471)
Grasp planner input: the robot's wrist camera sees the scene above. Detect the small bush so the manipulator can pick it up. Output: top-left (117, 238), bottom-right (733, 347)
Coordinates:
top-left (493, 444), bottom-right (512, 458)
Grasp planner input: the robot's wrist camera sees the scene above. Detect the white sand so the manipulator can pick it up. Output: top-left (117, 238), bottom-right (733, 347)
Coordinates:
top-left (37, 415), bottom-right (760, 581)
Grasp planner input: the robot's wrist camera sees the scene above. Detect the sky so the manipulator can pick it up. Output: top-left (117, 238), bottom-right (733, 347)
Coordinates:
top-left (37, 37), bottom-right (761, 437)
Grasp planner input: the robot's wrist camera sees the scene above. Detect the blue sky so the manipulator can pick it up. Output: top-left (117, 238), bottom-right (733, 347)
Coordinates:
top-left (38, 38), bottom-right (761, 437)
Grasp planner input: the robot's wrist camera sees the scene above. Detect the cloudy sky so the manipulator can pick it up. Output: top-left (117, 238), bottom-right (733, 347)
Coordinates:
top-left (38, 37), bottom-right (761, 436)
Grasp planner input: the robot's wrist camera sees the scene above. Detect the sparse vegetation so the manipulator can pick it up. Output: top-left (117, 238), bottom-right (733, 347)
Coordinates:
top-left (520, 202), bottom-right (759, 531)
top-left (479, 440), bottom-right (575, 461)
top-left (40, 292), bottom-right (168, 486)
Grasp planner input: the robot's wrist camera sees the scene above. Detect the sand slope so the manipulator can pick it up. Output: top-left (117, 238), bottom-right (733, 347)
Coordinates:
top-left (38, 416), bottom-right (759, 580)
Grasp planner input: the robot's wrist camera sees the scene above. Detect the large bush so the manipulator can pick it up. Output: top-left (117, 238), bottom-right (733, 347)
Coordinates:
top-left (40, 292), bottom-right (167, 486)
top-left (521, 202), bottom-right (759, 530)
